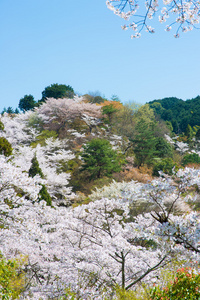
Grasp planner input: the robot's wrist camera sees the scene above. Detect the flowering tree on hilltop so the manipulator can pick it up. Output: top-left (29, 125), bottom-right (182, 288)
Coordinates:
top-left (106, 0), bottom-right (200, 37)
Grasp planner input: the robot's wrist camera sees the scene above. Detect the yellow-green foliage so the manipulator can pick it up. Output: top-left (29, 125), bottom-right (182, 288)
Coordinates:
top-left (0, 119), bottom-right (4, 131)
top-left (0, 254), bottom-right (27, 299)
top-left (0, 137), bottom-right (13, 157)
top-left (31, 130), bottom-right (58, 147)
top-left (114, 285), bottom-right (141, 300)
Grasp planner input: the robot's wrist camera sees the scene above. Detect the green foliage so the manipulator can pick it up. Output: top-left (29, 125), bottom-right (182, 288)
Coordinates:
top-left (92, 96), bottom-right (105, 103)
top-left (111, 94), bottom-right (121, 102)
top-left (38, 184), bottom-right (52, 206)
top-left (132, 120), bottom-right (156, 167)
top-left (154, 137), bottom-right (173, 159)
top-left (149, 267), bottom-right (200, 300)
top-left (0, 120), bottom-right (4, 131)
top-left (18, 95), bottom-right (36, 112)
top-left (152, 158), bottom-right (176, 176)
top-left (28, 154), bottom-right (44, 178)
top-left (149, 96), bottom-right (200, 133)
top-left (31, 130), bottom-right (58, 147)
top-left (185, 124), bottom-right (194, 140)
top-left (0, 137), bottom-right (13, 157)
top-left (195, 127), bottom-right (200, 140)
top-left (41, 83), bottom-right (74, 100)
top-left (80, 138), bottom-right (122, 180)
top-left (182, 153), bottom-right (200, 167)
top-left (102, 104), bottom-right (119, 123)
top-left (6, 107), bottom-right (14, 114)
top-left (114, 285), bottom-right (138, 300)
top-left (28, 154), bottom-right (52, 206)
top-left (0, 254), bottom-right (26, 299)
top-left (60, 287), bottom-right (79, 299)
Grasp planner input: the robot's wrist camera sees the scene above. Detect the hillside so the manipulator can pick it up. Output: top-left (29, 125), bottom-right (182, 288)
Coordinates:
top-left (0, 96), bottom-right (200, 299)
top-left (149, 95), bottom-right (200, 133)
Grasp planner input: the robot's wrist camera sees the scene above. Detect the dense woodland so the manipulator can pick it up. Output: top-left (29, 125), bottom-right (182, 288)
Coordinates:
top-left (149, 95), bottom-right (200, 133)
top-left (0, 84), bottom-right (200, 299)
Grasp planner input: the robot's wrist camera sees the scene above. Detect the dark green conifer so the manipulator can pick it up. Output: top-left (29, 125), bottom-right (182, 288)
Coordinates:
top-left (28, 154), bottom-right (52, 206)
top-left (28, 154), bottom-right (44, 178)
top-left (38, 185), bottom-right (52, 206)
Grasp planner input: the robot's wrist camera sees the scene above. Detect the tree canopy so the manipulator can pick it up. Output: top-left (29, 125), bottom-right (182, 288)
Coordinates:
top-left (81, 138), bottom-right (122, 179)
top-left (149, 96), bottom-right (200, 133)
top-left (41, 83), bottom-right (75, 101)
top-left (18, 95), bottom-right (36, 112)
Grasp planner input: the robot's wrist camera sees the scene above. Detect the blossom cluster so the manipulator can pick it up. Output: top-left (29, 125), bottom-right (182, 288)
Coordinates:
top-left (106, 0), bottom-right (200, 37)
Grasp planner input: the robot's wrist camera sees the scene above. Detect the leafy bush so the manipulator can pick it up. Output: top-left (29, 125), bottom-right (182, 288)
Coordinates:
top-left (31, 130), bottom-right (58, 147)
top-left (0, 137), bottom-right (13, 157)
top-left (182, 153), bottom-right (200, 167)
top-left (149, 267), bottom-right (200, 300)
top-left (0, 254), bottom-right (26, 299)
top-left (152, 158), bottom-right (176, 176)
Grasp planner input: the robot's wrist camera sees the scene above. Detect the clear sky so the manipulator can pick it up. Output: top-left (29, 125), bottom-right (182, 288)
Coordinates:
top-left (0, 0), bottom-right (200, 112)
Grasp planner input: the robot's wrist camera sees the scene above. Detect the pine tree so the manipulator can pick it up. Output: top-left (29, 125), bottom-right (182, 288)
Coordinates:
top-left (131, 120), bottom-right (156, 167)
top-left (81, 138), bottom-right (122, 180)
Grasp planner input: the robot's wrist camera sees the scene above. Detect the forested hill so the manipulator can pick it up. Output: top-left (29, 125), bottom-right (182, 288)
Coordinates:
top-left (148, 95), bottom-right (200, 133)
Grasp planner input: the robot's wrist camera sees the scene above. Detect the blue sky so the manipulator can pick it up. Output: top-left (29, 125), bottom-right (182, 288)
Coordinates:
top-left (0, 0), bottom-right (200, 112)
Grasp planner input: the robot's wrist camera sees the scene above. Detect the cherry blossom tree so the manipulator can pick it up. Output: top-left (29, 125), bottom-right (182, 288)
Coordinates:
top-left (0, 152), bottom-right (200, 299)
top-left (0, 100), bottom-right (200, 299)
top-left (36, 96), bottom-right (102, 134)
top-left (106, 0), bottom-right (200, 37)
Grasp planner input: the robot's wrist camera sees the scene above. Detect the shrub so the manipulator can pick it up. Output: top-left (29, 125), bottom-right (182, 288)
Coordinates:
top-left (0, 254), bottom-right (26, 299)
top-left (182, 153), bottom-right (200, 167)
top-left (152, 158), bottom-right (176, 176)
top-left (149, 267), bottom-right (200, 300)
top-left (0, 137), bottom-right (13, 157)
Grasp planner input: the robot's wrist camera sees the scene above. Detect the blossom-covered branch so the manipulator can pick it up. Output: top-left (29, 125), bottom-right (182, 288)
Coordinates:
top-left (106, 0), bottom-right (200, 37)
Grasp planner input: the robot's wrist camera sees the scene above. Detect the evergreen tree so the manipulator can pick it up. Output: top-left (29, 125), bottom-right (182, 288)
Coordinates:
top-left (38, 185), bottom-right (52, 206)
top-left (28, 154), bottom-right (44, 178)
top-left (102, 104), bottom-right (118, 123)
top-left (81, 138), bottom-right (122, 180)
top-left (41, 83), bottom-right (74, 101)
top-left (131, 120), bottom-right (156, 167)
top-left (154, 137), bottom-right (173, 158)
top-left (6, 107), bottom-right (14, 114)
top-left (18, 95), bottom-right (36, 112)
top-left (28, 154), bottom-right (52, 206)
